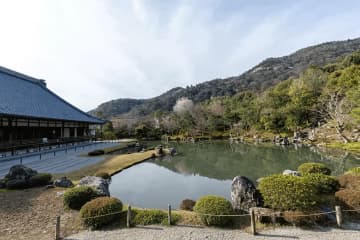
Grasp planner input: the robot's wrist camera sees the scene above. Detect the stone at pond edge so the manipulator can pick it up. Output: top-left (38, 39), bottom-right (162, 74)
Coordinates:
top-left (5, 165), bottom-right (38, 181)
top-left (282, 169), bottom-right (301, 176)
top-left (54, 177), bottom-right (74, 188)
top-left (78, 176), bottom-right (110, 196)
top-left (231, 176), bottom-right (263, 212)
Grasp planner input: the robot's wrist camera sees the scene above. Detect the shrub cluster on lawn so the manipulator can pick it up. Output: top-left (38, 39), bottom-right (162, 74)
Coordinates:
top-left (88, 149), bottom-right (105, 156)
top-left (132, 209), bottom-right (180, 225)
top-left (193, 195), bottom-right (233, 226)
top-left (297, 162), bottom-right (331, 175)
top-left (337, 174), bottom-right (360, 190)
top-left (258, 174), bottom-right (318, 211)
top-left (29, 173), bottom-right (52, 186)
top-left (335, 189), bottom-right (360, 211)
top-left (180, 199), bottom-right (196, 211)
top-left (304, 173), bottom-right (339, 194)
top-left (80, 197), bottom-right (123, 229)
top-left (1, 172), bottom-right (52, 189)
top-left (63, 186), bottom-right (99, 210)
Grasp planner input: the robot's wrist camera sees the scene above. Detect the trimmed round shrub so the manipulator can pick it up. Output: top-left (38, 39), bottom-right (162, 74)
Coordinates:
top-left (29, 173), bottom-right (52, 187)
top-left (133, 209), bottom-right (167, 225)
top-left (193, 195), bottom-right (233, 226)
top-left (6, 179), bottom-right (28, 189)
top-left (258, 174), bottom-right (317, 211)
top-left (346, 167), bottom-right (360, 176)
top-left (298, 162), bottom-right (331, 175)
top-left (95, 172), bottom-right (111, 180)
top-left (180, 199), bottom-right (196, 211)
top-left (80, 197), bottom-right (123, 229)
top-left (63, 186), bottom-right (99, 210)
top-left (88, 149), bottom-right (105, 156)
top-left (304, 174), bottom-right (339, 194)
top-left (337, 174), bottom-right (360, 190)
top-left (335, 189), bottom-right (360, 211)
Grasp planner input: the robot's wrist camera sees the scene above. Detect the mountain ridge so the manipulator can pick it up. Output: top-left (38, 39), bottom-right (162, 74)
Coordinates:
top-left (90, 37), bottom-right (360, 119)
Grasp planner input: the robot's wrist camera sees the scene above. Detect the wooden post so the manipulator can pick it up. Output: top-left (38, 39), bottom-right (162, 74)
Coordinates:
top-left (168, 204), bottom-right (172, 225)
top-left (335, 206), bottom-right (342, 228)
top-left (55, 215), bottom-right (60, 240)
top-left (250, 208), bottom-right (256, 235)
top-left (127, 205), bottom-right (131, 228)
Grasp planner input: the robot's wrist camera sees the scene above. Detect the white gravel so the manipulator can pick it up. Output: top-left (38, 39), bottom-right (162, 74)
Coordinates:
top-left (65, 223), bottom-right (360, 240)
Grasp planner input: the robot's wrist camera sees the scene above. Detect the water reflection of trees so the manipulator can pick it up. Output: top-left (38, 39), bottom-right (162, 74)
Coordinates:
top-left (152, 142), bottom-right (360, 182)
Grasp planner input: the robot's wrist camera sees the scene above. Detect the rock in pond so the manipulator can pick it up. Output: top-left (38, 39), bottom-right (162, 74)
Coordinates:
top-left (79, 176), bottom-right (110, 196)
top-left (5, 165), bottom-right (38, 181)
top-left (54, 177), bottom-right (74, 188)
top-left (231, 176), bottom-right (263, 212)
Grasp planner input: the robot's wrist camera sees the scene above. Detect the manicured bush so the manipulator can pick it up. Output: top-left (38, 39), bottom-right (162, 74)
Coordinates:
top-left (258, 174), bottom-right (318, 211)
top-left (193, 195), bottom-right (233, 227)
top-left (337, 174), bottom-right (360, 190)
top-left (63, 186), bottom-right (99, 210)
top-left (335, 189), bottom-right (360, 211)
top-left (180, 199), bottom-right (196, 211)
top-left (346, 167), bottom-right (360, 176)
top-left (80, 197), bottom-right (123, 229)
top-left (6, 179), bottom-right (28, 189)
top-left (304, 174), bottom-right (339, 194)
top-left (133, 209), bottom-right (167, 225)
top-left (88, 149), bottom-right (105, 156)
top-left (95, 172), bottom-right (111, 180)
top-left (283, 210), bottom-right (327, 226)
top-left (132, 209), bottom-right (180, 226)
top-left (298, 162), bottom-right (331, 175)
top-left (29, 173), bottom-right (52, 187)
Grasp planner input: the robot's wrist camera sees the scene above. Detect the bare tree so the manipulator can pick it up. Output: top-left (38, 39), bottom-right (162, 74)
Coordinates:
top-left (318, 92), bottom-right (352, 143)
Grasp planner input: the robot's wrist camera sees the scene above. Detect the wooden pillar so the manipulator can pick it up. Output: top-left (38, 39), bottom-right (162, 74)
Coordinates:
top-left (55, 215), bottom-right (60, 240)
top-left (335, 206), bottom-right (342, 228)
top-left (168, 204), bottom-right (172, 225)
top-left (250, 208), bottom-right (257, 235)
top-left (127, 205), bottom-right (132, 228)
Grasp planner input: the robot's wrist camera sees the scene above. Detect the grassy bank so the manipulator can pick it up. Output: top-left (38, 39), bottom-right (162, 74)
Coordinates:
top-left (326, 142), bottom-right (360, 153)
top-left (55, 150), bottom-right (155, 181)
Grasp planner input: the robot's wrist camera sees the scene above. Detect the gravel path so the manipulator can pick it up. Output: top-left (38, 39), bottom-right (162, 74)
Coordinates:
top-left (66, 224), bottom-right (360, 240)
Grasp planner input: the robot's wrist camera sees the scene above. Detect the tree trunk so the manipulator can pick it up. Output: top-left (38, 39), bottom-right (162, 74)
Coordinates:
top-left (335, 126), bottom-right (350, 143)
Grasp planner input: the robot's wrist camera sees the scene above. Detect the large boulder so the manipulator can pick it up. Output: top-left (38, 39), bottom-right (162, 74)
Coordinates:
top-left (78, 176), bottom-right (110, 196)
top-left (5, 165), bottom-right (38, 181)
top-left (231, 176), bottom-right (262, 212)
top-left (54, 177), bottom-right (74, 188)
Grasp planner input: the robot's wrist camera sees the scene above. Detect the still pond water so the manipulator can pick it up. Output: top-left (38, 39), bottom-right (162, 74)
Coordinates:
top-left (109, 141), bottom-right (360, 209)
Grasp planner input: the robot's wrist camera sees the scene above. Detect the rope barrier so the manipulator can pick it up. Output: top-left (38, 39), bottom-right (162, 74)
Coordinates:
top-left (78, 208), bottom-right (360, 220)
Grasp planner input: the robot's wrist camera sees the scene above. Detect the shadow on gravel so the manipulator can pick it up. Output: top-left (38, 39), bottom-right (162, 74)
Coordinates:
top-left (257, 233), bottom-right (299, 239)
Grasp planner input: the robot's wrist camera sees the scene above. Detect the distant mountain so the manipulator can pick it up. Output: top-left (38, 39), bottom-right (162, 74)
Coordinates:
top-left (90, 37), bottom-right (360, 119)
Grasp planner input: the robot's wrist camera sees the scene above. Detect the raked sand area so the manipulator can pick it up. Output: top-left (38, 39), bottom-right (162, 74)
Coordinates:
top-left (66, 224), bottom-right (360, 240)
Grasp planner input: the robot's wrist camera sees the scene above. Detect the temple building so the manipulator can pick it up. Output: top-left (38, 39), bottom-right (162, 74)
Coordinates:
top-left (0, 66), bottom-right (104, 153)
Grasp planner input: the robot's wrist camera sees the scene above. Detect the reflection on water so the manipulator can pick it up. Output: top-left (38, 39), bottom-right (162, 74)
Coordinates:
top-left (110, 141), bottom-right (360, 209)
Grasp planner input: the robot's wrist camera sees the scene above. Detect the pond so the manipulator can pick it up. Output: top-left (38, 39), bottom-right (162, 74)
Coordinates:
top-left (109, 141), bottom-right (360, 209)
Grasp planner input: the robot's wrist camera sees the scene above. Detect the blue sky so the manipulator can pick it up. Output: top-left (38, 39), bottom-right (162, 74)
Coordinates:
top-left (1, 0), bottom-right (360, 111)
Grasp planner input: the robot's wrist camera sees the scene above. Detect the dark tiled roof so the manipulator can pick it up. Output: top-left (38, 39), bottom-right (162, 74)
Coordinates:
top-left (0, 66), bottom-right (104, 124)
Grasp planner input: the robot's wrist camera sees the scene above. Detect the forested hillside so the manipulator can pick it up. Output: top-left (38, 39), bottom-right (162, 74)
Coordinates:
top-left (91, 38), bottom-right (360, 119)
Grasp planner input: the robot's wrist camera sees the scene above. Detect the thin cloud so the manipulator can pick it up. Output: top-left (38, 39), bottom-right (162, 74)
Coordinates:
top-left (1, 0), bottom-right (360, 111)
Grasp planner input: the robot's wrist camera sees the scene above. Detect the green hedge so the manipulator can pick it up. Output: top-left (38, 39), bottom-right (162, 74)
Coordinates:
top-left (6, 179), bottom-right (28, 189)
top-left (258, 174), bottom-right (318, 210)
top-left (180, 199), bottom-right (196, 211)
top-left (132, 209), bottom-right (180, 225)
top-left (298, 162), bottom-right (331, 175)
top-left (80, 197), bottom-right (123, 229)
top-left (63, 186), bottom-right (99, 210)
top-left (304, 174), bottom-right (339, 194)
top-left (29, 173), bottom-right (52, 187)
top-left (193, 195), bottom-right (233, 226)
